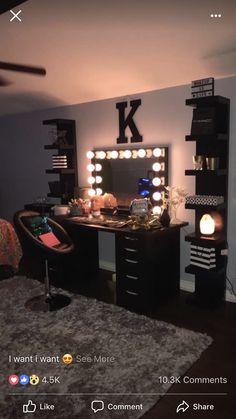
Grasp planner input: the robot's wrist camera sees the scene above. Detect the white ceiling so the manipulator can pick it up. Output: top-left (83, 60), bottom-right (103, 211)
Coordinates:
top-left (0, 0), bottom-right (236, 115)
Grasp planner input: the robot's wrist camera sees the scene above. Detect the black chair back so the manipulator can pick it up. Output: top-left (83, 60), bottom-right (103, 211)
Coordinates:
top-left (14, 210), bottom-right (74, 260)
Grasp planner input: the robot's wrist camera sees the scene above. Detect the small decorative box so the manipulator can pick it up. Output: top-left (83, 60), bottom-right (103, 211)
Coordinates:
top-left (186, 195), bottom-right (224, 206)
top-left (191, 77), bottom-right (214, 98)
top-left (52, 155), bottom-right (68, 168)
top-left (190, 245), bottom-right (216, 270)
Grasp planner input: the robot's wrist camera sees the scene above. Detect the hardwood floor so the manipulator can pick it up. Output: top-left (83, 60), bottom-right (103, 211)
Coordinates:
top-left (59, 270), bottom-right (236, 419)
top-left (15, 266), bottom-right (236, 418)
top-left (143, 292), bottom-right (236, 419)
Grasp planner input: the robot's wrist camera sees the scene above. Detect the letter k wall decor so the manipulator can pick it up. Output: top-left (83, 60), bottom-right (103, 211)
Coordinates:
top-left (116, 99), bottom-right (143, 144)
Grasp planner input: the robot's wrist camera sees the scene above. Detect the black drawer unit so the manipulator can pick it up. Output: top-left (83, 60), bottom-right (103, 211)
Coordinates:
top-left (115, 227), bottom-right (181, 310)
top-left (60, 217), bottom-right (186, 312)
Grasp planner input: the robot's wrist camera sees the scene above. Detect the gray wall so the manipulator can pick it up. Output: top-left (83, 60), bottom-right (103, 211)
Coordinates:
top-left (0, 77), bottom-right (235, 290)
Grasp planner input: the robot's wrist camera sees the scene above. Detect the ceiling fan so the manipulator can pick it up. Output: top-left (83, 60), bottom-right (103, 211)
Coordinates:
top-left (0, 0), bottom-right (28, 15)
top-left (0, 62), bottom-right (47, 87)
top-left (0, 2), bottom-right (46, 86)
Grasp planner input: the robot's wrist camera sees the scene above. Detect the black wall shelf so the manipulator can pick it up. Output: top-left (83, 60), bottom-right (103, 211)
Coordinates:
top-left (185, 265), bottom-right (225, 278)
top-left (185, 134), bottom-right (228, 142)
top-left (185, 203), bottom-right (225, 211)
top-left (185, 95), bottom-right (230, 305)
top-left (43, 119), bottom-right (78, 204)
top-left (185, 169), bottom-right (227, 176)
top-left (43, 118), bottom-right (75, 125)
top-left (47, 193), bottom-right (61, 198)
top-left (44, 144), bottom-right (74, 150)
top-left (186, 95), bottom-right (229, 107)
top-left (46, 169), bottom-right (75, 175)
top-left (185, 232), bottom-right (225, 246)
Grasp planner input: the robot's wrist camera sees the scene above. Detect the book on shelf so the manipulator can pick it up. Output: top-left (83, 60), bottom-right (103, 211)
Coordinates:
top-left (191, 107), bottom-right (216, 135)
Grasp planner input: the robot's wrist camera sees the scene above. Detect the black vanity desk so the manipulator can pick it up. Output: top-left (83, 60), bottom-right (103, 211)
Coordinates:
top-left (60, 215), bottom-right (187, 311)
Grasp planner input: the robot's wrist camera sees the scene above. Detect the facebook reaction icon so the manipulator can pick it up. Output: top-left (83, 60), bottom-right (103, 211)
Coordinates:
top-left (20, 374), bottom-right (29, 385)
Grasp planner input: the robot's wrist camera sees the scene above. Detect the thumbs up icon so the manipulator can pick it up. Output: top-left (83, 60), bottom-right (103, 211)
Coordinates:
top-left (23, 400), bottom-right (37, 413)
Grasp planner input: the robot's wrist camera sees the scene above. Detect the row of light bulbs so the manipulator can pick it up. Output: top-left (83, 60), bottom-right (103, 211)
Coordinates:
top-left (87, 172), bottom-right (164, 188)
top-left (88, 188), bottom-right (103, 197)
top-left (87, 162), bottom-right (164, 174)
top-left (86, 148), bottom-right (166, 216)
top-left (86, 147), bottom-right (165, 160)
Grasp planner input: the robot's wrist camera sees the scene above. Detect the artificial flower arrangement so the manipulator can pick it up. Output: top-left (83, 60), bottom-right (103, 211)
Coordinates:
top-left (164, 186), bottom-right (188, 224)
top-left (68, 198), bottom-right (90, 216)
top-left (103, 193), bottom-right (118, 208)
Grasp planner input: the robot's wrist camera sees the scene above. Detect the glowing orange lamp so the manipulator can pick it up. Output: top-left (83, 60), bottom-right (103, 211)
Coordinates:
top-left (200, 214), bottom-right (215, 235)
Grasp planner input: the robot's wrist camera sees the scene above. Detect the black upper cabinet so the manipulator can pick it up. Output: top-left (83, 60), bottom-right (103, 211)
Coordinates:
top-left (43, 119), bottom-right (78, 204)
top-left (185, 95), bottom-right (230, 305)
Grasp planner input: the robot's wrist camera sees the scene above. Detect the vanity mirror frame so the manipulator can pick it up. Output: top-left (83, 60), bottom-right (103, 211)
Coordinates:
top-left (86, 145), bottom-right (169, 214)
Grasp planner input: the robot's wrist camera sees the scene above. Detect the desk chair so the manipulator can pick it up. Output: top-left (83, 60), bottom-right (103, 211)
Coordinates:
top-left (14, 210), bottom-right (74, 312)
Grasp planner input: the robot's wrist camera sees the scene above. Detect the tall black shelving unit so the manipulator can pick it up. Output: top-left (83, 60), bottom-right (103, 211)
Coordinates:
top-left (43, 119), bottom-right (78, 204)
top-left (185, 96), bottom-right (230, 305)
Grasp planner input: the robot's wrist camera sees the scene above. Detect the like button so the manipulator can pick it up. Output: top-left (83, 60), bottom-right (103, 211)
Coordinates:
top-left (23, 400), bottom-right (37, 414)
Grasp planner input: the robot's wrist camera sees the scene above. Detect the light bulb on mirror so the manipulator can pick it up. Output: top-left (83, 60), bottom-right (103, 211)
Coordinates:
top-left (86, 151), bottom-right (94, 159)
top-left (98, 151), bottom-right (106, 159)
top-left (137, 149), bottom-right (146, 158)
top-left (152, 162), bottom-right (161, 172)
top-left (132, 149), bottom-right (138, 159)
top-left (152, 177), bottom-right (161, 186)
top-left (152, 191), bottom-right (161, 201)
top-left (146, 149), bottom-right (153, 158)
top-left (153, 148), bottom-right (162, 157)
top-left (88, 188), bottom-right (96, 197)
top-left (88, 176), bottom-right (95, 185)
top-left (124, 150), bottom-right (132, 159)
top-left (153, 206), bottom-right (162, 215)
top-left (96, 188), bottom-right (103, 196)
top-left (110, 150), bottom-right (118, 159)
top-left (96, 176), bottom-right (102, 184)
top-left (95, 163), bottom-right (102, 172)
top-left (87, 164), bottom-right (95, 172)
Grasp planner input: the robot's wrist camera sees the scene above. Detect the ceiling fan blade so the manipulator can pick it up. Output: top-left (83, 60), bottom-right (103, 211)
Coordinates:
top-left (0, 76), bottom-right (12, 86)
top-left (0, 62), bottom-right (46, 76)
top-left (0, 1), bottom-right (28, 15)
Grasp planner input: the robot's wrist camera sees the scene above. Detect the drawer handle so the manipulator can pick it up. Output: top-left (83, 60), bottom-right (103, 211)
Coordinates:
top-left (125, 258), bottom-right (138, 264)
top-left (126, 274), bottom-right (138, 280)
top-left (124, 236), bottom-right (138, 241)
top-left (124, 247), bottom-right (137, 253)
top-left (126, 290), bottom-right (139, 296)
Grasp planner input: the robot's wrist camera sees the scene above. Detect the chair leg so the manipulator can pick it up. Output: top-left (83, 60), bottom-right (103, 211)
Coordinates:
top-left (44, 259), bottom-right (52, 301)
top-left (25, 258), bottom-right (71, 312)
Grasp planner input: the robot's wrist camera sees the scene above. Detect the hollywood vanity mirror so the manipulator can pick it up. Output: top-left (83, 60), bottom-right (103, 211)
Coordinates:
top-left (86, 146), bottom-right (169, 213)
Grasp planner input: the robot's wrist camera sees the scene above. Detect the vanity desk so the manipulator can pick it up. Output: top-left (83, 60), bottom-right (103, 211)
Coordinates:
top-left (61, 215), bottom-right (187, 311)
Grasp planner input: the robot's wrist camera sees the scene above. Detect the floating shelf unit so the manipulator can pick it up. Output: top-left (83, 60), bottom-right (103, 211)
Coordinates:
top-left (185, 169), bottom-right (227, 176)
top-left (43, 119), bottom-right (78, 204)
top-left (185, 95), bottom-right (230, 305)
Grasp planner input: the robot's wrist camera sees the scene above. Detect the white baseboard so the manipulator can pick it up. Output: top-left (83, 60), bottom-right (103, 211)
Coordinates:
top-left (99, 260), bottom-right (115, 272)
top-left (225, 290), bottom-right (236, 303)
top-left (98, 263), bottom-right (236, 304)
top-left (180, 279), bottom-right (195, 293)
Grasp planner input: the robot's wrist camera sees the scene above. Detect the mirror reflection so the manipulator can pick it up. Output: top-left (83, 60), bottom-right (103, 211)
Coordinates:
top-left (96, 157), bottom-right (159, 195)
